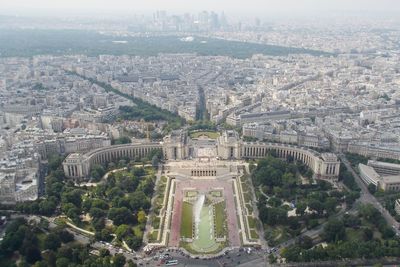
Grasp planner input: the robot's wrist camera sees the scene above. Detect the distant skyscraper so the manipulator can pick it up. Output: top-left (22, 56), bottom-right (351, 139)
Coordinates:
top-left (199, 11), bottom-right (209, 25)
top-left (210, 11), bottom-right (220, 29)
top-left (220, 12), bottom-right (227, 29)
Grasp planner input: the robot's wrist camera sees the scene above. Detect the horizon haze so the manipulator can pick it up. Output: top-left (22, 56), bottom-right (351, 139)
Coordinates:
top-left (1, 0), bottom-right (400, 18)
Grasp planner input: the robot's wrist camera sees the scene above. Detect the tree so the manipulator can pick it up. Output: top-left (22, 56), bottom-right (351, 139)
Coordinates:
top-left (45, 179), bottom-right (64, 200)
top-left (57, 246), bottom-right (73, 259)
top-left (113, 136), bottom-right (131, 145)
top-left (363, 227), bottom-right (373, 241)
top-left (308, 199), bottom-right (324, 215)
top-left (62, 189), bottom-right (83, 208)
top-left (263, 207), bottom-right (287, 226)
top-left (258, 206), bottom-right (268, 223)
top-left (136, 177), bottom-right (154, 196)
top-left (268, 197), bottom-right (282, 207)
top-left (91, 198), bottom-right (109, 210)
top-left (107, 187), bottom-right (124, 200)
top-left (1, 218), bottom-right (27, 253)
top-left (368, 183), bottom-right (377, 194)
top-left (115, 224), bottom-right (131, 239)
top-left (128, 191), bottom-right (151, 211)
top-left (359, 204), bottom-right (381, 222)
top-left (281, 245), bottom-right (301, 262)
top-left (66, 207), bottom-right (81, 225)
top-left (25, 246), bottom-right (42, 264)
top-left (95, 228), bottom-right (113, 242)
top-left (113, 253), bottom-right (126, 267)
top-left (323, 218), bottom-right (345, 242)
top-left (288, 217), bottom-right (301, 231)
top-left (381, 226), bottom-right (395, 239)
top-left (127, 259), bottom-right (138, 267)
top-left (99, 248), bottom-right (110, 257)
top-left (305, 169), bottom-right (313, 179)
top-left (58, 230), bottom-right (74, 243)
top-left (345, 190), bottom-right (360, 206)
top-left (18, 259), bottom-right (30, 267)
top-left (44, 233), bottom-right (61, 251)
top-left (118, 159), bottom-right (127, 168)
top-left (137, 210), bottom-right (147, 225)
top-left (91, 164), bottom-right (106, 181)
top-left (43, 250), bottom-right (57, 267)
top-left (48, 155), bottom-right (63, 171)
top-left (340, 170), bottom-right (360, 191)
top-left (324, 197), bottom-right (338, 214)
top-left (39, 199), bottom-right (57, 216)
top-left (125, 235), bottom-right (142, 250)
top-left (282, 172), bottom-right (296, 187)
top-left (90, 207), bottom-right (106, 219)
top-left (39, 218), bottom-right (49, 230)
top-left (52, 169), bottom-right (66, 181)
top-left (343, 214), bottom-right (361, 228)
top-left (108, 207), bottom-right (135, 226)
top-left (118, 175), bottom-right (138, 192)
top-left (55, 257), bottom-right (70, 267)
top-left (295, 202), bottom-right (307, 217)
top-left (92, 217), bottom-right (106, 231)
top-left (298, 236), bottom-right (313, 249)
top-left (132, 167), bottom-right (145, 177)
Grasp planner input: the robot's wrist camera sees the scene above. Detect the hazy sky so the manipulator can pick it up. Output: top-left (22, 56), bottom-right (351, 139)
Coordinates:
top-left (2, 0), bottom-right (400, 17)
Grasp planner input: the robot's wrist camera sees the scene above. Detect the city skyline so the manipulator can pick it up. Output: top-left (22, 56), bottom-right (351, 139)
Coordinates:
top-left (2, 0), bottom-right (400, 18)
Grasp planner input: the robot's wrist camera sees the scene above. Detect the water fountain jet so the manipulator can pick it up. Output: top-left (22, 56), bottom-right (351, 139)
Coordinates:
top-left (193, 194), bottom-right (205, 239)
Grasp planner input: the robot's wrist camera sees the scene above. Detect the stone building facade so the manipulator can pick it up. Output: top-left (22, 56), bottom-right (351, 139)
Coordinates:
top-left (63, 130), bottom-right (340, 181)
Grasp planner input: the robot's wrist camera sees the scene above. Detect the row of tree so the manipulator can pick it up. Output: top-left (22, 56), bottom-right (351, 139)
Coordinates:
top-left (252, 155), bottom-right (350, 246)
top-left (0, 218), bottom-right (136, 267)
top-left (281, 204), bottom-right (398, 262)
top-left (85, 167), bottom-right (154, 249)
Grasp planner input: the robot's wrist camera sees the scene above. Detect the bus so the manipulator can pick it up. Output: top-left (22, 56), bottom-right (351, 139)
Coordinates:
top-left (165, 259), bottom-right (178, 266)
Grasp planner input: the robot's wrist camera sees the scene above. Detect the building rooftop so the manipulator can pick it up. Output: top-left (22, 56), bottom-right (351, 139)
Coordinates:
top-left (368, 160), bottom-right (400, 170)
top-left (359, 163), bottom-right (380, 181)
top-left (381, 175), bottom-right (400, 184)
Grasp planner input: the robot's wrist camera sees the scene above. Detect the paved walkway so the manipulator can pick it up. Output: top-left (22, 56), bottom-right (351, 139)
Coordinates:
top-left (143, 165), bottom-right (162, 244)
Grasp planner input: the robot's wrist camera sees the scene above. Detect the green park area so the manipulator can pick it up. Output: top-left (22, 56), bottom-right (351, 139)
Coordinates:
top-left (0, 29), bottom-right (329, 59)
top-left (248, 155), bottom-right (400, 264)
top-left (214, 201), bottom-right (227, 238)
top-left (180, 202), bottom-right (193, 239)
top-left (148, 176), bottom-right (170, 243)
top-left (0, 217), bottom-right (128, 267)
top-left (237, 174), bottom-right (260, 241)
top-left (281, 204), bottom-right (400, 263)
top-left (6, 154), bottom-right (157, 266)
top-left (251, 155), bottom-right (351, 247)
top-left (69, 165), bottom-right (154, 249)
top-left (190, 131), bottom-right (220, 139)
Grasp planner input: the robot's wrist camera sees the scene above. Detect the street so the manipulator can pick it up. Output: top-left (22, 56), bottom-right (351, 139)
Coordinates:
top-left (340, 155), bottom-right (400, 235)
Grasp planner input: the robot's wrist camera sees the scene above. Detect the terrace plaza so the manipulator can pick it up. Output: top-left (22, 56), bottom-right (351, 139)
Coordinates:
top-left (165, 159), bottom-right (244, 253)
top-left (63, 130), bottom-right (341, 255)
